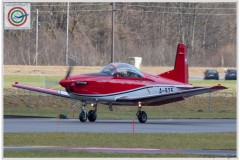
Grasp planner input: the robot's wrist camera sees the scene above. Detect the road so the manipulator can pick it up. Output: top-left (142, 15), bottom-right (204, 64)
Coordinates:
top-left (4, 118), bottom-right (236, 133)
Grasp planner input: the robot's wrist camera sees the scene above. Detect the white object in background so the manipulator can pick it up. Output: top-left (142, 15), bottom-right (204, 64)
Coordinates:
top-left (128, 57), bottom-right (142, 69)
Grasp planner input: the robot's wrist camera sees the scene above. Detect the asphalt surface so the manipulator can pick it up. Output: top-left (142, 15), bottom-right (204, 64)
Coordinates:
top-left (4, 146), bottom-right (236, 157)
top-left (4, 118), bottom-right (236, 133)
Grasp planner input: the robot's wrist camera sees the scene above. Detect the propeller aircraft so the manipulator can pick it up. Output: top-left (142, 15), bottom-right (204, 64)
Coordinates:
top-left (12, 43), bottom-right (227, 123)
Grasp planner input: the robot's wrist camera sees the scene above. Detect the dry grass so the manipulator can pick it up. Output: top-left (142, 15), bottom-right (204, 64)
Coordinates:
top-left (4, 65), bottom-right (235, 77)
top-left (4, 65), bottom-right (102, 75)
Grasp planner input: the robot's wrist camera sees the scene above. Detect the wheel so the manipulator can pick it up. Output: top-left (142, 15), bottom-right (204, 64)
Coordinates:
top-left (88, 110), bottom-right (97, 122)
top-left (137, 111), bottom-right (147, 123)
top-left (79, 111), bottom-right (88, 122)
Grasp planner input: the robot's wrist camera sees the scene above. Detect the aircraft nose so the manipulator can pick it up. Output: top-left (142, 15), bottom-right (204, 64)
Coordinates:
top-left (59, 78), bottom-right (71, 87)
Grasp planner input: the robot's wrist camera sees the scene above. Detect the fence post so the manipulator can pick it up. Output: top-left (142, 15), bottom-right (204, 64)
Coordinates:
top-left (208, 92), bottom-right (211, 112)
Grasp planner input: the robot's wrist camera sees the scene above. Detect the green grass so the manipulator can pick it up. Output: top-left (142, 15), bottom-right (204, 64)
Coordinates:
top-left (4, 132), bottom-right (236, 149)
top-left (3, 150), bottom-right (203, 158)
top-left (189, 80), bottom-right (236, 93)
top-left (4, 75), bottom-right (62, 89)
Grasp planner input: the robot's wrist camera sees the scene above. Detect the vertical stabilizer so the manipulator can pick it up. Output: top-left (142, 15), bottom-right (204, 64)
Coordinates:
top-left (158, 43), bottom-right (189, 84)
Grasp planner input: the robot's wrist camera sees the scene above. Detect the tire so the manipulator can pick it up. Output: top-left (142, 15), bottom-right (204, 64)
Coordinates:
top-left (79, 111), bottom-right (88, 122)
top-left (137, 111), bottom-right (147, 123)
top-left (88, 110), bottom-right (97, 122)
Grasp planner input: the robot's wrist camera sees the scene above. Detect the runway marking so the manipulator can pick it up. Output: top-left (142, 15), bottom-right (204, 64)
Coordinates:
top-left (5, 146), bottom-right (180, 151)
top-left (4, 146), bottom-right (236, 157)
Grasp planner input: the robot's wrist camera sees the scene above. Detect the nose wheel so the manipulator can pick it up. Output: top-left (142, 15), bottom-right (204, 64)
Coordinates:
top-left (79, 111), bottom-right (88, 122)
top-left (136, 102), bottom-right (147, 123)
top-left (79, 102), bottom-right (88, 122)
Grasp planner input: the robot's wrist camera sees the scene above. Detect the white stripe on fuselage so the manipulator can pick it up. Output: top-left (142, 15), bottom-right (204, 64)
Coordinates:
top-left (69, 84), bottom-right (193, 103)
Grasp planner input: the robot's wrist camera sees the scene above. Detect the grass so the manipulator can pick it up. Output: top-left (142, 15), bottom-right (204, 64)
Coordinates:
top-left (4, 132), bottom-right (236, 157)
top-left (3, 150), bottom-right (207, 158)
top-left (4, 132), bottom-right (236, 148)
top-left (3, 104), bottom-right (236, 119)
top-left (189, 80), bottom-right (236, 93)
top-left (4, 75), bottom-right (62, 89)
top-left (4, 92), bottom-right (236, 118)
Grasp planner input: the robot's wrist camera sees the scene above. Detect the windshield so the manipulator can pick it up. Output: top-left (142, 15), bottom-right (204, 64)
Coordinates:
top-left (227, 70), bottom-right (236, 73)
top-left (100, 63), bottom-right (143, 78)
top-left (100, 65), bottom-right (116, 76)
top-left (206, 70), bottom-right (218, 74)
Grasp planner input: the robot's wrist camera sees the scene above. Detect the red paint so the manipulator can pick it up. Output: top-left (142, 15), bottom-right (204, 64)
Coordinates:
top-left (159, 43), bottom-right (189, 84)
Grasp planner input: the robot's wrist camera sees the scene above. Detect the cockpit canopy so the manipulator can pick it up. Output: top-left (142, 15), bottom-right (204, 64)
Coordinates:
top-left (100, 63), bottom-right (143, 78)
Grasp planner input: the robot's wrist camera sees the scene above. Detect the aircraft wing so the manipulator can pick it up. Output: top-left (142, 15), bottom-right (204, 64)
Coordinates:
top-left (116, 85), bottom-right (227, 105)
top-left (12, 82), bottom-right (71, 99)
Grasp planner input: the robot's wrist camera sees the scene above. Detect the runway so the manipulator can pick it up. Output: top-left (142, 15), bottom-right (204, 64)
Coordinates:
top-left (4, 118), bottom-right (236, 133)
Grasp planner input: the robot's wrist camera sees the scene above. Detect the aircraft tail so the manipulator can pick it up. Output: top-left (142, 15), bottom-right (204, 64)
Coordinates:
top-left (158, 43), bottom-right (189, 84)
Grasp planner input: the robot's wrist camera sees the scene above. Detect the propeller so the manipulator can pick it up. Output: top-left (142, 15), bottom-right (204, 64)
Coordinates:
top-left (65, 66), bottom-right (73, 79)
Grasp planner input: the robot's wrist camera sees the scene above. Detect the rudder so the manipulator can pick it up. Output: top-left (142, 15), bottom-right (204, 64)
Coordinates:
top-left (158, 43), bottom-right (189, 84)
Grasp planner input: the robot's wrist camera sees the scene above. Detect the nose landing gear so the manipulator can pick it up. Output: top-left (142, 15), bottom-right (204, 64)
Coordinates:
top-left (136, 102), bottom-right (147, 123)
top-left (79, 102), bottom-right (88, 122)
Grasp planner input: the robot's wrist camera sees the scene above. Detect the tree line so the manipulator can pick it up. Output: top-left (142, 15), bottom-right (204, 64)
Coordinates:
top-left (4, 2), bottom-right (236, 67)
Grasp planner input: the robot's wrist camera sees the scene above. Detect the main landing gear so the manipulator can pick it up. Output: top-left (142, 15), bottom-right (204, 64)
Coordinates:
top-left (79, 101), bottom-right (148, 123)
top-left (88, 104), bottom-right (97, 122)
top-left (136, 102), bottom-right (147, 123)
top-left (79, 101), bottom-right (97, 122)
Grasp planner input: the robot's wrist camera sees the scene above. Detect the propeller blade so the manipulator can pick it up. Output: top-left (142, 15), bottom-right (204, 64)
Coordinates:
top-left (65, 66), bottom-right (73, 79)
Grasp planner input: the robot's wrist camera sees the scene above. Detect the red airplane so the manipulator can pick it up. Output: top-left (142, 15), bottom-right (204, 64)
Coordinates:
top-left (12, 43), bottom-right (227, 123)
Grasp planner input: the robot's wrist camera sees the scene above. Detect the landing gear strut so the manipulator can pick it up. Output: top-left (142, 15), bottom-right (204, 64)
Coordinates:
top-left (79, 101), bottom-right (88, 122)
top-left (136, 102), bottom-right (147, 123)
top-left (88, 103), bottom-right (97, 122)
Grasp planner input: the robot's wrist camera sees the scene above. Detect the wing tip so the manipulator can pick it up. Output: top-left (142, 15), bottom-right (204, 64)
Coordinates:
top-left (12, 82), bottom-right (19, 87)
top-left (211, 84), bottom-right (228, 90)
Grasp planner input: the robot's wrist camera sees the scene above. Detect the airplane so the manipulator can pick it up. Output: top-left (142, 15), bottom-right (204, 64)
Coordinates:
top-left (12, 43), bottom-right (227, 123)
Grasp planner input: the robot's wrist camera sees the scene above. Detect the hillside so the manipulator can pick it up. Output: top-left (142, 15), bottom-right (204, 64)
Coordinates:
top-left (4, 2), bottom-right (236, 67)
